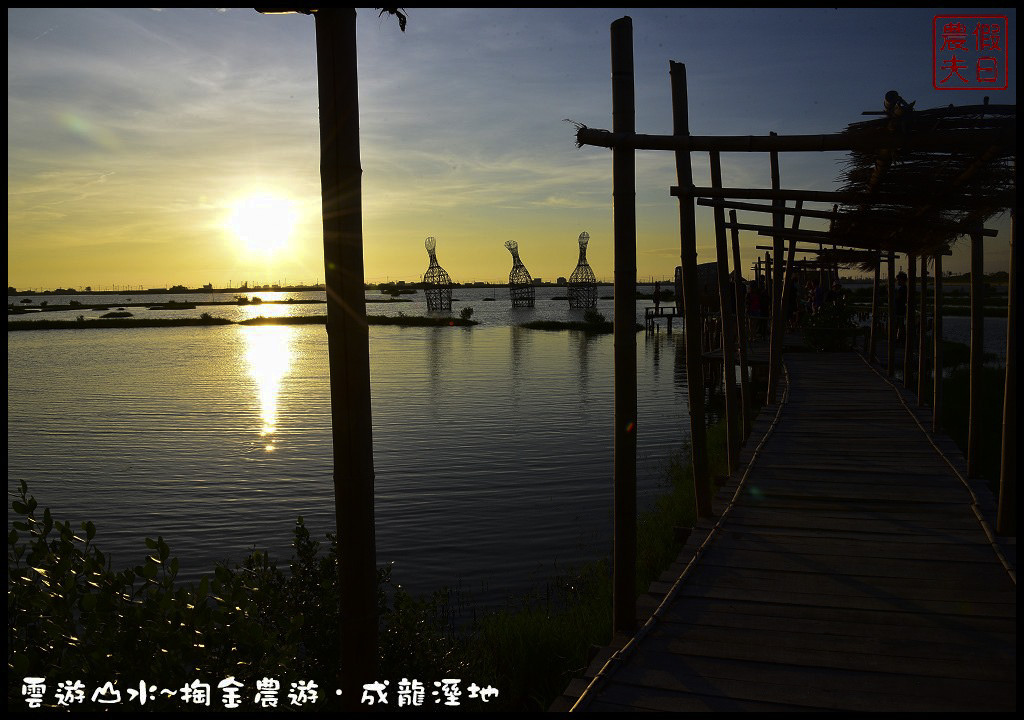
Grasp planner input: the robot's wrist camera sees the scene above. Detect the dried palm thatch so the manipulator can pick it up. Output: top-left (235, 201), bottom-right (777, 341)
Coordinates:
top-left (832, 99), bottom-right (1015, 258)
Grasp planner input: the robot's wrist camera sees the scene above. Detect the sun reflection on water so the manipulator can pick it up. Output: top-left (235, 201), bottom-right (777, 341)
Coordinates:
top-left (242, 325), bottom-right (293, 451)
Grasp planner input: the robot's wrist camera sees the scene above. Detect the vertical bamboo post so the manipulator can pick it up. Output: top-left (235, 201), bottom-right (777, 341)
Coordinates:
top-left (933, 252), bottom-right (944, 433)
top-left (917, 255), bottom-right (929, 404)
top-left (767, 143), bottom-right (784, 405)
top-left (780, 201), bottom-right (803, 335)
top-left (997, 212), bottom-right (1016, 535)
top-left (819, 244), bottom-right (825, 288)
top-left (670, 60), bottom-right (711, 519)
top-left (710, 152), bottom-right (738, 473)
top-left (610, 16), bottom-right (637, 635)
top-left (904, 254), bottom-right (916, 389)
top-left (730, 210), bottom-right (751, 438)
top-left (968, 230), bottom-right (983, 477)
top-left (868, 254), bottom-right (880, 363)
top-left (886, 255), bottom-right (895, 377)
top-left (313, 8), bottom-right (377, 704)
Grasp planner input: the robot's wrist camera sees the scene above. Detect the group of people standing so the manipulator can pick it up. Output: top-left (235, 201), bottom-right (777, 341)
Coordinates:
top-left (739, 273), bottom-right (847, 339)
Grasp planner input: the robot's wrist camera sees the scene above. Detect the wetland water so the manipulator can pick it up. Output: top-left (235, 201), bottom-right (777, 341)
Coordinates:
top-left (7, 286), bottom-right (1008, 602)
top-left (8, 289), bottom-right (694, 603)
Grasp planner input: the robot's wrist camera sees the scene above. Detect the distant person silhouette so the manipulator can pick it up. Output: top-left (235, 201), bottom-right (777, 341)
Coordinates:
top-left (894, 271), bottom-right (908, 341)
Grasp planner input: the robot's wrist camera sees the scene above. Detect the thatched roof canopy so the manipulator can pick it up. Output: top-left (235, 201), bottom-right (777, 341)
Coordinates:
top-left (830, 100), bottom-right (1015, 257)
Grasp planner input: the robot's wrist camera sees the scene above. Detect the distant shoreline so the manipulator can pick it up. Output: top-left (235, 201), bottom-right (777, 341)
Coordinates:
top-left (7, 314), bottom-right (478, 331)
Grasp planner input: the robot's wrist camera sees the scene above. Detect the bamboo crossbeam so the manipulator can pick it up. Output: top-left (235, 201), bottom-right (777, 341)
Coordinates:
top-left (677, 185), bottom-right (1015, 208)
top-left (698, 198), bottom-right (1000, 236)
top-left (576, 125), bottom-right (1015, 153)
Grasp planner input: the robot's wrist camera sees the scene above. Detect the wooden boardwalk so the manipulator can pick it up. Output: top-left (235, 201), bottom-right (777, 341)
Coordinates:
top-left (558, 352), bottom-right (1016, 712)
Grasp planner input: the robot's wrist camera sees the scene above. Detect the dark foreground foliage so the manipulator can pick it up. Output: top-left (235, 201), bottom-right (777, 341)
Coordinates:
top-left (8, 415), bottom-right (726, 711)
top-left (7, 479), bottom-right (472, 711)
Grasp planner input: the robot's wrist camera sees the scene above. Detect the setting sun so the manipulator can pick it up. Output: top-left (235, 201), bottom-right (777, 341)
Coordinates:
top-left (227, 192), bottom-right (298, 256)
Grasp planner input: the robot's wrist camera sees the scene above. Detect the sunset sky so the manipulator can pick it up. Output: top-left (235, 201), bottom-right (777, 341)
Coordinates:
top-left (7, 8), bottom-right (1016, 291)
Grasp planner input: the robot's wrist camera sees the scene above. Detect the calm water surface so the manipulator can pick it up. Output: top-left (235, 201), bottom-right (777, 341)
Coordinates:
top-left (7, 286), bottom-right (1008, 603)
top-left (7, 317), bottom-right (693, 604)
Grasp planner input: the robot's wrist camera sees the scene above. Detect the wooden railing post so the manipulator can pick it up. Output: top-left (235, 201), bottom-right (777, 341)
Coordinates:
top-left (730, 210), bottom-right (751, 438)
top-left (312, 8), bottom-right (378, 705)
top-left (671, 60), bottom-right (711, 519)
top-left (886, 255), bottom-right (895, 377)
top-left (917, 255), bottom-right (929, 404)
top-left (710, 152), bottom-right (739, 473)
top-left (904, 254), bottom-right (916, 389)
top-left (610, 15), bottom-right (637, 635)
top-left (868, 254), bottom-right (880, 363)
top-left (997, 212), bottom-right (1015, 535)
top-left (767, 141), bottom-right (785, 405)
top-left (932, 252), bottom-right (943, 433)
top-left (968, 230), bottom-right (983, 477)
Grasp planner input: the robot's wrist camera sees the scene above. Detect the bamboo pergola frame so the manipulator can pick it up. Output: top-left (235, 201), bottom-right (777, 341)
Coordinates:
top-left (578, 18), bottom-right (1017, 640)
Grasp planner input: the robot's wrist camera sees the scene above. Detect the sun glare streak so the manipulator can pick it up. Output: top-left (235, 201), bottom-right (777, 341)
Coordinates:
top-left (227, 192), bottom-right (298, 256)
top-left (243, 325), bottom-right (293, 452)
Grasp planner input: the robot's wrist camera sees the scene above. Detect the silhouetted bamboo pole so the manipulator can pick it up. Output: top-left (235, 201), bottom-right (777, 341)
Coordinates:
top-left (610, 16), bottom-right (637, 635)
top-left (904, 255), bottom-right (916, 389)
top-left (780, 201), bottom-right (803, 341)
top-left (933, 252), bottom-right (943, 432)
top-left (886, 255), bottom-right (895, 377)
top-left (710, 152), bottom-right (738, 473)
top-left (997, 211), bottom-right (1015, 535)
top-left (313, 7), bottom-right (377, 704)
top-left (767, 144), bottom-right (785, 405)
top-left (917, 256), bottom-right (929, 404)
top-left (868, 255), bottom-right (880, 362)
top-left (968, 231), bottom-right (983, 477)
top-left (670, 60), bottom-right (711, 520)
top-left (730, 210), bottom-right (751, 438)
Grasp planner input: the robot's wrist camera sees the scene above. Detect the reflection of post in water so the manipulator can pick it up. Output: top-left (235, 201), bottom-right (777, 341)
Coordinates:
top-left (427, 326), bottom-right (444, 404)
top-left (243, 325), bottom-right (294, 452)
top-left (673, 329), bottom-right (688, 396)
top-left (569, 329), bottom-right (595, 403)
top-left (702, 359), bottom-right (725, 427)
top-left (509, 324), bottom-right (531, 406)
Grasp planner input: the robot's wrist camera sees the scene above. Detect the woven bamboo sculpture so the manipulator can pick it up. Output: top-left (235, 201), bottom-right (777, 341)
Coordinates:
top-left (568, 231), bottom-right (597, 308)
top-left (423, 236), bottom-right (452, 311)
top-left (505, 240), bottom-right (535, 307)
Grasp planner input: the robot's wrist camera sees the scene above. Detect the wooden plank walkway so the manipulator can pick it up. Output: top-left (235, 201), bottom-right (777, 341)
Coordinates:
top-left (557, 352), bottom-right (1016, 712)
